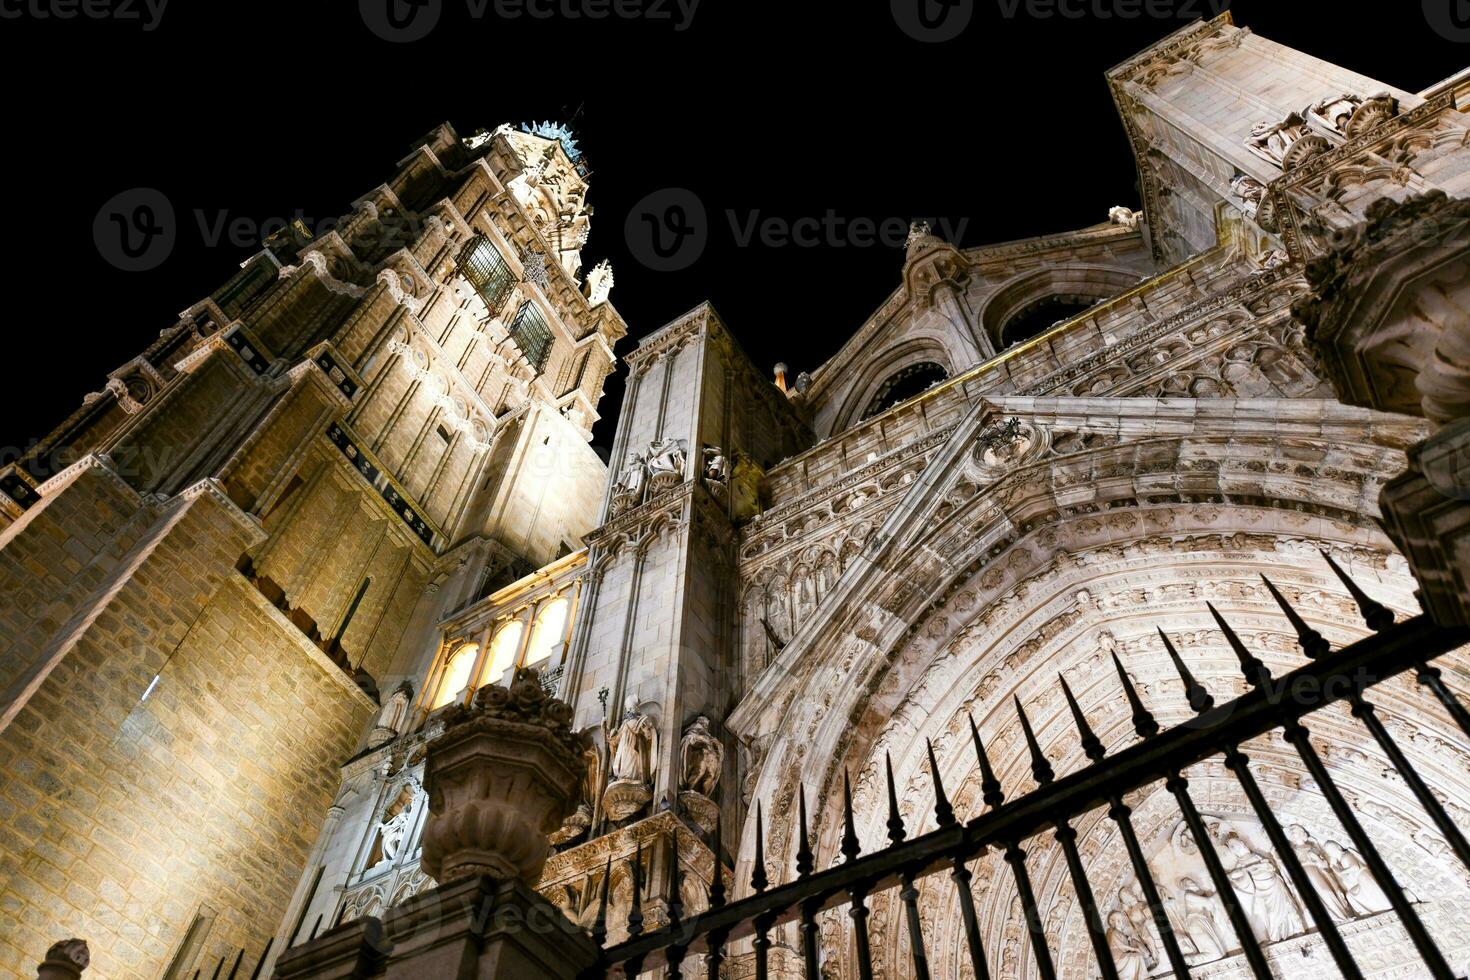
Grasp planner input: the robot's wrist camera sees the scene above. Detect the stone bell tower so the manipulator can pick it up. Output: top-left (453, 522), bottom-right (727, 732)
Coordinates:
top-left (537, 302), bottom-right (809, 936)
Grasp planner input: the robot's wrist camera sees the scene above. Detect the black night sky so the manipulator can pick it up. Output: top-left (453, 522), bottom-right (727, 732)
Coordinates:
top-left (2, 1), bottom-right (1465, 458)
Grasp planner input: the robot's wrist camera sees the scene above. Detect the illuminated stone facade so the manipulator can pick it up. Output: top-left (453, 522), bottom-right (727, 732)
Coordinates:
top-left (0, 122), bottom-right (624, 979)
top-left (6, 13), bottom-right (1470, 980)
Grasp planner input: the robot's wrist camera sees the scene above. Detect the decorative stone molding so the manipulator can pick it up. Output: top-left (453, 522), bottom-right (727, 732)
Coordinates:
top-left (1295, 190), bottom-right (1470, 423)
top-left (420, 668), bottom-right (589, 884)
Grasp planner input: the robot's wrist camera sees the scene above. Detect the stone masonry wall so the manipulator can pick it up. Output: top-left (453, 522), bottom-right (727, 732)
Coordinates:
top-left (0, 480), bottom-right (373, 980)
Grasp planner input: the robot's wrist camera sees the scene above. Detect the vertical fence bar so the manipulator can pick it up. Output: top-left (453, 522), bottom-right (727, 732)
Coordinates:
top-left (951, 852), bottom-right (993, 980)
top-left (1221, 743), bottom-right (1364, 979)
top-left (1054, 676), bottom-right (1191, 979)
top-left (1218, 602), bottom-right (1455, 979)
top-left (1153, 634), bottom-right (1275, 980)
top-left (1003, 841), bottom-right (1058, 980)
top-left (1204, 604), bottom-right (1365, 980)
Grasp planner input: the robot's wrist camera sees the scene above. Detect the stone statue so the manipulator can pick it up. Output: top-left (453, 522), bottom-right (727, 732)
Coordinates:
top-left (611, 451), bottom-right (648, 513)
top-left (680, 716), bottom-right (723, 797)
top-left (602, 696), bottom-right (658, 821)
top-left (1287, 823), bottom-right (1353, 921)
top-left (678, 714), bottom-right (724, 832)
top-left (607, 696), bottom-right (658, 783)
top-left (1176, 877), bottom-right (1230, 961)
top-left (1118, 881), bottom-right (1159, 964)
top-left (646, 437), bottom-right (685, 484)
top-left (1106, 910), bottom-right (1156, 980)
top-left (1309, 93), bottom-right (1363, 134)
top-left (703, 446), bottom-right (731, 488)
top-left (615, 451), bottom-right (647, 498)
top-left (370, 679), bottom-right (415, 748)
top-left (1246, 114), bottom-right (1310, 168)
top-left (1109, 206), bottom-right (1140, 230)
top-left (1324, 840), bottom-right (1392, 916)
top-left (1223, 833), bottom-right (1303, 941)
top-left (378, 782), bottom-right (418, 863)
top-left (1230, 173), bottom-right (1267, 216)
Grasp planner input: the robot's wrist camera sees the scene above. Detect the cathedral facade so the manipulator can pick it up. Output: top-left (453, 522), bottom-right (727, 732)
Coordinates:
top-left (4, 11), bottom-right (1470, 980)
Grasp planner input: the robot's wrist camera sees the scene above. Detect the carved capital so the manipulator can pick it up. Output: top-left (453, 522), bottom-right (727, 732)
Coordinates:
top-left (421, 669), bottom-right (590, 885)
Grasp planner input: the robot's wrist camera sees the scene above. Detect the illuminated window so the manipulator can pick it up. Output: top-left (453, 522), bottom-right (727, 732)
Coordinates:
top-left (524, 597), bottom-right (569, 667)
top-left (482, 620), bottom-right (525, 685)
top-left (432, 642), bottom-right (479, 709)
top-left (508, 302), bottom-right (554, 373)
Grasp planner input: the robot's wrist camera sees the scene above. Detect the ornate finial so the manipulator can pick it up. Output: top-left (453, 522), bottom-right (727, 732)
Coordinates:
top-left (1111, 653), bottom-right (1160, 739)
top-left (1013, 696), bottom-right (1055, 786)
top-left (841, 770), bottom-right (861, 862)
top-left (926, 738), bottom-right (955, 828)
top-left (751, 802), bottom-right (769, 893)
top-left (585, 259), bottom-right (614, 305)
top-left (968, 713), bottom-right (1005, 808)
top-left (1058, 675), bottom-right (1106, 763)
top-left (795, 786), bottom-right (814, 878)
top-left (1207, 602), bottom-right (1273, 691)
top-left (38, 940), bottom-right (89, 980)
top-left (885, 753), bottom-right (906, 845)
top-left (1261, 574), bottom-right (1331, 659)
top-left (1321, 551), bottom-right (1395, 632)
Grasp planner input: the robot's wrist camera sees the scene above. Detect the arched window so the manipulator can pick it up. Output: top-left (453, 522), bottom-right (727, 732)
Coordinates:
top-left (483, 620), bottom-right (526, 686)
top-left (862, 362), bottom-right (949, 420)
top-left (431, 642), bottom-right (479, 709)
top-left (524, 597), bottom-right (570, 667)
top-left (999, 296), bottom-right (1097, 348)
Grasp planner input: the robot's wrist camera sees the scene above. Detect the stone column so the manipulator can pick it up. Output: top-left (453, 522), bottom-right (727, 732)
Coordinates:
top-left (35, 941), bottom-right (88, 980)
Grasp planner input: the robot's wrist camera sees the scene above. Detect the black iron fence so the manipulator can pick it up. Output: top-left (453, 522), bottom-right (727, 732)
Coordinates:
top-left (584, 555), bottom-right (1470, 979)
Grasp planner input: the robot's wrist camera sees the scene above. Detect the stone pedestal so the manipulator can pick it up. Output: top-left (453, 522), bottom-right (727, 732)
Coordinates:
top-left (274, 668), bottom-right (597, 980)
top-left (421, 671), bottom-right (588, 884)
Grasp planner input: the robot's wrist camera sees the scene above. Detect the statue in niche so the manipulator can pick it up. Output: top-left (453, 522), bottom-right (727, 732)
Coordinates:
top-left (1106, 910), bottom-right (1157, 980)
top-left (611, 451), bottom-right (648, 514)
top-left (680, 716), bottom-right (723, 798)
top-left (369, 679), bottom-right (414, 748)
top-left (702, 445), bottom-right (731, 498)
top-left (646, 438), bottom-right (687, 492)
top-left (1175, 877), bottom-right (1230, 961)
top-left (603, 695), bottom-right (658, 821)
top-left (1224, 833), bottom-right (1303, 941)
top-left (1325, 840), bottom-right (1392, 916)
top-left (608, 695), bottom-right (658, 783)
top-left (678, 715), bottom-right (724, 832)
top-left (1287, 823), bottom-right (1354, 921)
top-left (377, 782), bottom-right (418, 864)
